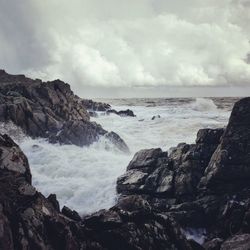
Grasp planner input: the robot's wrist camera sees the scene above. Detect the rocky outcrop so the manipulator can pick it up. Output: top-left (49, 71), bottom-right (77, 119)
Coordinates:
top-left (199, 97), bottom-right (250, 193)
top-left (116, 97), bottom-right (250, 248)
top-left (107, 109), bottom-right (136, 117)
top-left (0, 133), bottom-right (192, 250)
top-left (81, 99), bottom-right (111, 112)
top-left (117, 128), bottom-right (224, 200)
top-left (0, 70), bottom-right (128, 151)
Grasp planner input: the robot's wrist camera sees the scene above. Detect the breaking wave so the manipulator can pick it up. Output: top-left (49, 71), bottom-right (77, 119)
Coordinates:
top-left (190, 98), bottom-right (218, 112)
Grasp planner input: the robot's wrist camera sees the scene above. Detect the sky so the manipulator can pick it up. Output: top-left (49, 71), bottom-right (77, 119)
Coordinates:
top-left (0, 0), bottom-right (250, 98)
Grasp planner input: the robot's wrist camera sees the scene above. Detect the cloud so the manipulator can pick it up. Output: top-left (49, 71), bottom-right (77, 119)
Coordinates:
top-left (0, 0), bottom-right (250, 92)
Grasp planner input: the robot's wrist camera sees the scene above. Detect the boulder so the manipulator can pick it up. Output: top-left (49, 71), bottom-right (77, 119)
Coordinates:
top-left (117, 148), bottom-right (172, 195)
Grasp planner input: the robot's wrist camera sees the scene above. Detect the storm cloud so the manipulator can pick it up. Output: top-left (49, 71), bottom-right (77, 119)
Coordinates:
top-left (0, 0), bottom-right (250, 95)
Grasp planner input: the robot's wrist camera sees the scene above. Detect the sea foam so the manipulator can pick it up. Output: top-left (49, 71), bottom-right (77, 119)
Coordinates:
top-left (0, 98), bottom-right (231, 215)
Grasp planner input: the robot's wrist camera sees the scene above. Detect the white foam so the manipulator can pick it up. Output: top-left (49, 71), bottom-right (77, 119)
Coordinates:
top-left (20, 138), bottom-right (131, 215)
top-left (182, 227), bottom-right (206, 245)
top-left (190, 98), bottom-right (218, 112)
top-left (1, 99), bottom-right (231, 215)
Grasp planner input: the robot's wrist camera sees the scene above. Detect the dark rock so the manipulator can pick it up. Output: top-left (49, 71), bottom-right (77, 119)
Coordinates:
top-left (88, 111), bottom-right (98, 117)
top-left (0, 132), bottom-right (191, 250)
top-left (114, 97), bottom-right (250, 247)
top-left (81, 99), bottom-right (111, 111)
top-left (127, 148), bottom-right (166, 170)
top-left (199, 97), bottom-right (250, 193)
top-left (62, 206), bottom-right (82, 221)
top-left (117, 148), bottom-right (171, 195)
top-left (152, 115), bottom-right (161, 120)
top-left (0, 70), bottom-right (128, 152)
top-left (188, 239), bottom-right (204, 250)
top-left (107, 109), bottom-right (136, 117)
top-left (203, 238), bottom-right (223, 250)
top-left (104, 131), bottom-right (130, 153)
top-left (220, 234), bottom-right (250, 250)
top-left (47, 194), bottom-right (60, 212)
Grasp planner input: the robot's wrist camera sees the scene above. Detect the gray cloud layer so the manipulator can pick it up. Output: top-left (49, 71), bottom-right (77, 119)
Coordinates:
top-left (0, 0), bottom-right (250, 93)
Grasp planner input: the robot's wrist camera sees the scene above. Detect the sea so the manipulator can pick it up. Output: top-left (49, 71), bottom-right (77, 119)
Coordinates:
top-left (0, 97), bottom-right (239, 215)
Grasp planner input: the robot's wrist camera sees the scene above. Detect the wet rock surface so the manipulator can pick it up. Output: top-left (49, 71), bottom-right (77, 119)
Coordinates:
top-left (1, 71), bottom-right (250, 250)
top-left (0, 133), bottom-right (192, 250)
top-left (107, 109), bottom-right (136, 117)
top-left (116, 97), bottom-right (250, 248)
top-left (0, 70), bottom-right (128, 151)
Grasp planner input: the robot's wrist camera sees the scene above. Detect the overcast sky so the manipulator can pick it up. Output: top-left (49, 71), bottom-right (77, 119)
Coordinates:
top-left (0, 0), bottom-right (250, 97)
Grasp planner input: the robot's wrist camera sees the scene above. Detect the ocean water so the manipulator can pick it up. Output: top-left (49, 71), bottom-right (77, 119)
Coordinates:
top-left (0, 97), bottom-right (237, 215)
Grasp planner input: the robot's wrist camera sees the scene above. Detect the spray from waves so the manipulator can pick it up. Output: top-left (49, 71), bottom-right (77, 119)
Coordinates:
top-left (0, 121), bottom-right (132, 215)
top-left (190, 98), bottom-right (218, 112)
top-left (20, 137), bottom-right (131, 215)
top-left (0, 98), bottom-right (231, 216)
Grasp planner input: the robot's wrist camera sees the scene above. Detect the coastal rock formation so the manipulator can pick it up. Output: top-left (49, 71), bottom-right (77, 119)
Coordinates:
top-left (107, 109), bottom-right (136, 117)
top-left (0, 70), bottom-right (128, 151)
top-left (1, 70), bottom-right (250, 250)
top-left (199, 97), bottom-right (250, 193)
top-left (0, 133), bottom-right (191, 250)
top-left (81, 99), bottom-right (111, 111)
top-left (117, 128), bottom-right (224, 200)
top-left (116, 97), bottom-right (250, 248)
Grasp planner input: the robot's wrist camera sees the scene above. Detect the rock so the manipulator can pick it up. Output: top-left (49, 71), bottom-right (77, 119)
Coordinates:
top-left (62, 206), bottom-right (82, 221)
top-left (199, 97), bottom-right (250, 193)
top-left (47, 194), bottom-right (60, 212)
top-left (49, 120), bottom-right (105, 147)
top-left (127, 148), bottom-right (166, 170)
top-left (117, 148), bottom-right (172, 195)
top-left (104, 131), bottom-right (130, 153)
top-left (152, 115), bottom-right (161, 120)
top-left (0, 132), bottom-right (192, 250)
top-left (203, 238), bottom-right (223, 250)
top-left (169, 128), bottom-right (224, 198)
top-left (220, 234), bottom-right (250, 250)
top-left (81, 99), bottom-right (111, 111)
top-left (107, 109), bottom-right (136, 117)
top-left (117, 127), bottom-right (223, 200)
top-left (88, 111), bottom-right (98, 117)
top-left (0, 70), bottom-right (128, 151)
top-left (0, 134), bottom-right (31, 183)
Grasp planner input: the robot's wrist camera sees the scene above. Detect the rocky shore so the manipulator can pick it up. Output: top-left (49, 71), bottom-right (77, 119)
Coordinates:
top-left (0, 70), bottom-right (250, 249)
top-left (0, 70), bottom-right (128, 152)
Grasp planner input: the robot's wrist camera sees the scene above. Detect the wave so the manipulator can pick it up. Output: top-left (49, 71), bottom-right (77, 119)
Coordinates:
top-left (190, 98), bottom-right (218, 112)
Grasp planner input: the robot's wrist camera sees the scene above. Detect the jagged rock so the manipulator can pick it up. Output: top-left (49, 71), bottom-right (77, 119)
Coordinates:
top-left (107, 109), bottom-right (136, 117)
top-left (170, 128), bottom-right (224, 198)
top-left (203, 238), bottom-right (223, 250)
top-left (117, 128), bottom-right (223, 200)
top-left (83, 195), bottom-right (192, 250)
top-left (47, 194), bottom-right (60, 212)
top-left (0, 70), bottom-right (129, 152)
top-left (81, 99), bottom-right (111, 111)
top-left (62, 206), bottom-right (82, 221)
top-left (115, 97), bottom-right (250, 248)
top-left (220, 234), bottom-right (250, 250)
top-left (117, 148), bottom-right (172, 195)
top-left (127, 148), bottom-right (166, 170)
top-left (104, 131), bottom-right (130, 153)
top-left (0, 133), bottom-right (192, 250)
top-left (0, 133), bottom-right (31, 182)
top-left (199, 97), bottom-right (250, 193)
